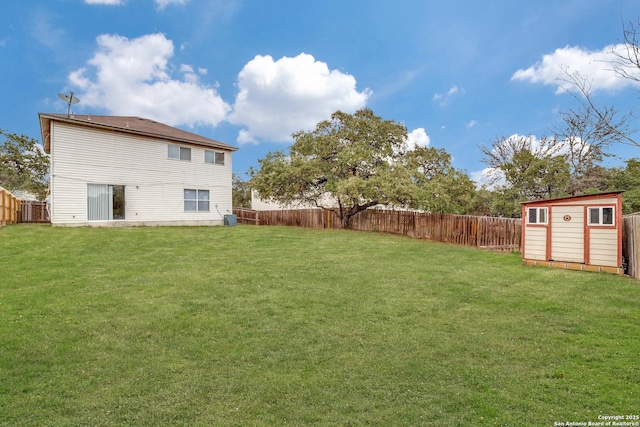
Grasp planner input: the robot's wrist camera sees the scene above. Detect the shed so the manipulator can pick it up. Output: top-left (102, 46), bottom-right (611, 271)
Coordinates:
top-left (521, 192), bottom-right (624, 275)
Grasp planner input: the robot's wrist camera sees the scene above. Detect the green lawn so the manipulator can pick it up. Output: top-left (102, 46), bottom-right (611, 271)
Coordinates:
top-left (0, 224), bottom-right (638, 426)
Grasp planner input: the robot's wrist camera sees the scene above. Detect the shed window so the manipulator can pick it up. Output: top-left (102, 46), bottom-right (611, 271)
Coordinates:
top-left (168, 144), bottom-right (191, 161)
top-left (588, 206), bottom-right (614, 226)
top-left (527, 207), bottom-right (548, 224)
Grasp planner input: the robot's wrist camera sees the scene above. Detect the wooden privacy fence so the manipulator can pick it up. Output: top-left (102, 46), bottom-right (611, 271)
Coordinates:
top-left (236, 208), bottom-right (522, 251)
top-left (0, 186), bottom-right (21, 226)
top-left (622, 214), bottom-right (640, 280)
top-left (233, 207), bottom-right (260, 225)
top-left (20, 201), bottom-right (48, 223)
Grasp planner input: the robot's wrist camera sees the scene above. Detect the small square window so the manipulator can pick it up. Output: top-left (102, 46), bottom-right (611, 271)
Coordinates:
top-left (168, 145), bottom-right (179, 159)
top-left (588, 206), bottom-right (615, 226)
top-left (602, 207), bottom-right (613, 225)
top-left (527, 207), bottom-right (548, 224)
top-left (198, 190), bottom-right (210, 211)
top-left (215, 152), bottom-right (224, 165)
top-left (184, 189), bottom-right (197, 211)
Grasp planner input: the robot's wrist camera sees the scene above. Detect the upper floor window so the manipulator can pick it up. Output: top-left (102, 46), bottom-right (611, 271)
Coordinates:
top-left (168, 144), bottom-right (191, 161)
top-left (205, 150), bottom-right (225, 165)
top-left (527, 207), bottom-right (548, 224)
top-left (588, 206), bottom-right (614, 226)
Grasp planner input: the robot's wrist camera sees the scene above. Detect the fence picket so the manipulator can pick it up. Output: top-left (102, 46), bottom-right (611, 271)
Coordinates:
top-left (0, 187), bottom-right (21, 226)
top-left (20, 201), bottom-right (48, 223)
top-left (622, 214), bottom-right (640, 279)
top-left (235, 208), bottom-right (522, 252)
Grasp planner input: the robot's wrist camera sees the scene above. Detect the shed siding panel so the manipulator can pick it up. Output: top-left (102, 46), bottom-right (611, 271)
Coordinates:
top-left (589, 228), bottom-right (619, 267)
top-left (524, 227), bottom-right (547, 260)
top-left (551, 206), bottom-right (584, 263)
top-left (50, 122), bottom-right (232, 225)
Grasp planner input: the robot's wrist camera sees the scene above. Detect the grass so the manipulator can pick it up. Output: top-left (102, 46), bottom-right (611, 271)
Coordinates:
top-left (0, 224), bottom-right (638, 426)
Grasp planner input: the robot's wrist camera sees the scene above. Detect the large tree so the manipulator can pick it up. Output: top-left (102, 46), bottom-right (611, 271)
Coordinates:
top-left (479, 134), bottom-right (571, 202)
top-left (0, 130), bottom-right (49, 200)
top-left (250, 108), bottom-right (413, 228)
top-left (404, 146), bottom-right (477, 214)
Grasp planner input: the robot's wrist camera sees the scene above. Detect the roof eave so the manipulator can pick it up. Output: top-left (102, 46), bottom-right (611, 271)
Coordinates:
top-left (520, 191), bottom-right (624, 205)
top-left (38, 113), bottom-right (238, 152)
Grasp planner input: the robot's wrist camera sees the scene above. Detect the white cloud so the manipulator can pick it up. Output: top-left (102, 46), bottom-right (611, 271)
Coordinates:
top-left (155, 0), bottom-right (190, 9)
top-left (67, 35), bottom-right (370, 143)
top-left (84, 0), bottom-right (125, 4)
top-left (512, 44), bottom-right (640, 93)
top-left (30, 8), bottom-right (65, 50)
top-left (83, 0), bottom-right (189, 7)
top-left (467, 120), bottom-right (477, 128)
top-left (229, 53), bottom-right (371, 144)
top-left (433, 85), bottom-right (464, 106)
top-left (470, 167), bottom-right (503, 189)
top-left (406, 128), bottom-right (430, 149)
top-left (470, 133), bottom-right (590, 189)
top-left (68, 33), bottom-right (230, 128)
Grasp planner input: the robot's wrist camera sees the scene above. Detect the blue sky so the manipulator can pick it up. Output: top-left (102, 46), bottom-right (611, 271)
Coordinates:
top-left (1, 0), bottom-right (639, 182)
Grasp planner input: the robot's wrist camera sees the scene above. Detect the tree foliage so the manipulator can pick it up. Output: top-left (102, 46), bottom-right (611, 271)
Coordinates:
top-left (479, 135), bottom-right (571, 201)
top-left (232, 173), bottom-right (252, 208)
top-left (610, 158), bottom-right (640, 213)
top-left (404, 146), bottom-right (477, 214)
top-left (0, 130), bottom-right (49, 200)
top-left (250, 109), bottom-right (412, 227)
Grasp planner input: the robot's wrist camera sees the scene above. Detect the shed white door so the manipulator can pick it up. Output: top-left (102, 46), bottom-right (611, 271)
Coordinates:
top-left (550, 205), bottom-right (584, 263)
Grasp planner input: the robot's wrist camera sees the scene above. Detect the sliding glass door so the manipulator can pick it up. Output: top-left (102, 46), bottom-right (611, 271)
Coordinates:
top-left (87, 184), bottom-right (125, 221)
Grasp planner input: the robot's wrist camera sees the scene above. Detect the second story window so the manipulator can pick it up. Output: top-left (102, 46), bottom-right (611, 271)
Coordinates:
top-left (205, 150), bottom-right (225, 165)
top-left (168, 144), bottom-right (191, 161)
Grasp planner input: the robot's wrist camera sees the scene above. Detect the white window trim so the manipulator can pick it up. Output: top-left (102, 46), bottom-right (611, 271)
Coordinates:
top-left (205, 150), bottom-right (225, 165)
top-left (168, 144), bottom-right (191, 161)
top-left (527, 207), bottom-right (548, 225)
top-left (184, 189), bottom-right (210, 212)
top-left (587, 206), bottom-right (615, 226)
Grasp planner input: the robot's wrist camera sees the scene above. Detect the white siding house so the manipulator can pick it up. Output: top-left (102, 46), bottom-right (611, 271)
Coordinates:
top-left (251, 190), bottom-right (343, 211)
top-left (39, 114), bottom-right (237, 226)
top-left (521, 192), bottom-right (624, 275)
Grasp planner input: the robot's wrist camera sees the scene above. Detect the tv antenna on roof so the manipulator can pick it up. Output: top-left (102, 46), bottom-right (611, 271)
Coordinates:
top-left (57, 91), bottom-right (80, 118)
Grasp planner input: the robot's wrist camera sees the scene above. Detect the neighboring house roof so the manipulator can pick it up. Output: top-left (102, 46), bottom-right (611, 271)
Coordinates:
top-left (39, 113), bottom-right (237, 154)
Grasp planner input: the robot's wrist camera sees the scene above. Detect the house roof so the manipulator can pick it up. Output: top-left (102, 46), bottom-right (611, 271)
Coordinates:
top-left (38, 113), bottom-right (237, 154)
top-left (520, 191), bottom-right (623, 206)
